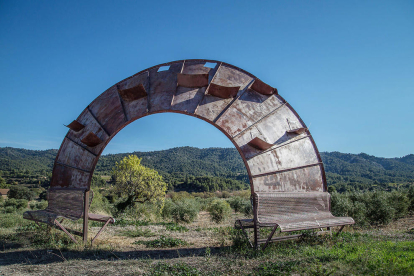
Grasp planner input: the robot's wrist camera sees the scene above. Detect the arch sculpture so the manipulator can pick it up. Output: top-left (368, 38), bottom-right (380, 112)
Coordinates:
top-left (26, 60), bottom-right (354, 247)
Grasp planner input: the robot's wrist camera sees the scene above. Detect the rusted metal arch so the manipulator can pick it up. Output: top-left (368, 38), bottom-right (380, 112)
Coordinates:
top-left (51, 59), bottom-right (327, 196)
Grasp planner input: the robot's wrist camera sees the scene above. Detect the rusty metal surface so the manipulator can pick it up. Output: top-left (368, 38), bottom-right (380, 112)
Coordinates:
top-left (177, 73), bottom-right (209, 88)
top-left (88, 85), bottom-right (126, 135)
top-left (50, 59), bottom-right (327, 197)
top-left (66, 121), bottom-right (85, 132)
top-left (251, 79), bottom-right (275, 95)
top-left (80, 132), bottom-right (103, 148)
top-left (247, 137), bottom-right (273, 151)
top-left (207, 83), bottom-right (240, 99)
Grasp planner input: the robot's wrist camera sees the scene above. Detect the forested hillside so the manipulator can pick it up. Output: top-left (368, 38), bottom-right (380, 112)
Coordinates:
top-left (0, 147), bottom-right (413, 192)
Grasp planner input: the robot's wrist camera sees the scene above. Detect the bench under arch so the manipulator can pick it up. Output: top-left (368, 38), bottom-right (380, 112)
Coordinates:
top-left (26, 59), bottom-right (354, 247)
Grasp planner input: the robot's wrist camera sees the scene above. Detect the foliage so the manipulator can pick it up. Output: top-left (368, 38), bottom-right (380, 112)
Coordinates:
top-left (133, 235), bottom-right (187, 248)
top-left (208, 199), bottom-right (232, 223)
top-left (408, 185), bottom-right (414, 211)
top-left (7, 186), bottom-right (36, 200)
top-left (112, 155), bottom-right (167, 211)
top-left (165, 223), bottom-right (189, 232)
top-left (0, 211), bottom-right (29, 228)
top-left (162, 198), bottom-right (199, 223)
top-left (29, 200), bottom-right (47, 210)
top-left (331, 190), bottom-right (411, 226)
top-left (3, 198), bottom-right (28, 211)
top-left (227, 196), bottom-right (251, 214)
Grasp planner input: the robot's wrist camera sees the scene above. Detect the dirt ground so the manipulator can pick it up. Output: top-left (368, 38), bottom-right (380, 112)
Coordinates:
top-left (1, 212), bottom-right (413, 276)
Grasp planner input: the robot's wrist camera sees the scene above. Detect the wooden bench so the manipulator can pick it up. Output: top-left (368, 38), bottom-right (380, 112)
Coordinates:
top-left (23, 188), bottom-right (115, 245)
top-left (235, 192), bottom-right (354, 249)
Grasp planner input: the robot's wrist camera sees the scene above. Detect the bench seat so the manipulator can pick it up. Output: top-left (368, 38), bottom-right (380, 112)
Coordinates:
top-left (23, 188), bottom-right (114, 245)
top-left (236, 192), bottom-right (354, 249)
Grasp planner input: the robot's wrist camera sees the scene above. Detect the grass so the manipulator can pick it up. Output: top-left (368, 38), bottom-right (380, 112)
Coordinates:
top-left (133, 235), bottom-right (188, 248)
top-left (120, 227), bottom-right (157, 237)
top-left (1, 206), bottom-right (413, 275)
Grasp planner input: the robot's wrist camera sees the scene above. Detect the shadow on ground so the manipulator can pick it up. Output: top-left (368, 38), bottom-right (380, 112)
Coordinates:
top-left (0, 246), bottom-right (225, 266)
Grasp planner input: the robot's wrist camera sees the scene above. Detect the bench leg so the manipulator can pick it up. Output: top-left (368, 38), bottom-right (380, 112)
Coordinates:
top-left (91, 219), bottom-right (112, 246)
top-left (237, 220), bottom-right (253, 248)
top-left (83, 191), bottom-right (90, 245)
top-left (336, 225), bottom-right (345, 236)
top-left (262, 224), bottom-right (280, 251)
top-left (54, 219), bottom-right (78, 243)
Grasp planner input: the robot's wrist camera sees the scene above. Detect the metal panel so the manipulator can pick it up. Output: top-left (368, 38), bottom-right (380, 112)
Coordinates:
top-left (148, 62), bottom-right (183, 112)
top-left (171, 86), bottom-right (206, 113)
top-left (56, 138), bottom-right (96, 172)
top-left (117, 72), bottom-right (149, 120)
top-left (51, 164), bottom-right (91, 188)
top-left (66, 108), bottom-right (109, 155)
top-left (247, 137), bottom-right (319, 176)
top-left (195, 64), bottom-right (253, 122)
top-left (253, 165), bottom-right (324, 192)
top-left (88, 85), bottom-right (126, 135)
top-left (216, 91), bottom-right (284, 137)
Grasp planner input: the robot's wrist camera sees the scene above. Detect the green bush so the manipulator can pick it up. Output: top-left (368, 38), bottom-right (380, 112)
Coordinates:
top-left (7, 186), bottom-right (36, 200)
top-left (4, 198), bottom-right (28, 210)
top-left (387, 190), bottom-right (409, 219)
top-left (408, 185), bottom-right (414, 211)
top-left (0, 212), bottom-right (29, 228)
top-left (162, 198), bottom-right (199, 223)
top-left (366, 191), bottom-right (395, 225)
top-left (227, 196), bottom-right (251, 215)
top-left (208, 199), bottom-right (232, 223)
top-left (331, 191), bottom-right (404, 226)
top-left (29, 200), bottom-right (48, 210)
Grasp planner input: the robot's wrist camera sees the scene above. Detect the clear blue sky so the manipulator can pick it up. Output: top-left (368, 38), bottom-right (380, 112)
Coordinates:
top-left (0, 0), bottom-right (413, 158)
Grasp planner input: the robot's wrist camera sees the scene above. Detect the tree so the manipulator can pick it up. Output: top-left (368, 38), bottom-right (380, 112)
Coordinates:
top-left (112, 155), bottom-right (167, 211)
top-left (7, 185), bottom-right (36, 200)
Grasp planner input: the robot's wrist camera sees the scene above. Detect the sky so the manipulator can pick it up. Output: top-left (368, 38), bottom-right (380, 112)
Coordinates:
top-left (0, 0), bottom-right (413, 158)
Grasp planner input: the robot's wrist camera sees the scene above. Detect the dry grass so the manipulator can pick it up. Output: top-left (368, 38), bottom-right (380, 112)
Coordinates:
top-left (1, 213), bottom-right (412, 275)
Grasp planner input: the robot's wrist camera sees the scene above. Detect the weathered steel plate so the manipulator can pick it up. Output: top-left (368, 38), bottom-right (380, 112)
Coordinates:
top-left (253, 165), bottom-right (324, 192)
top-left (88, 85), bottom-right (126, 135)
top-left (66, 108), bottom-right (109, 155)
top-left (51, 164), bottom-right (91, 188)
top-left (148, 62), bottom-right (183, 112)
top-left (57, 138), bottom-right (96, 172)
top-left (216, 91), bottom-right (284, 137)
top-left (117, 72), bottom-right (149, 121)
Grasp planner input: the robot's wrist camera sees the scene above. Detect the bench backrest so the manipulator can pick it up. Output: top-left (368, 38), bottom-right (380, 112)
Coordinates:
top-left (255, 192), bottom-right (331, 222)
top-left (45, 188), bottom-right (93, 220)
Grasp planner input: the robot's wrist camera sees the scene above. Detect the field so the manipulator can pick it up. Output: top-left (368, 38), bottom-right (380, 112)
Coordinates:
top-left (1, 209), bottom-right (413, 276)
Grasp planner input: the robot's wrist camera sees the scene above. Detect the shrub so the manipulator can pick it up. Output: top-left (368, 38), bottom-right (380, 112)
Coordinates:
top-left (0, 212), bottom-right (29, 228)
top-left (366, 191), bottom-right (395, 225)
top-left (387, 191), bottom-right (409, 219)
top-left (227, 196), bottom-right (251, 213)
top-left (29, 200), bottom-right (48, 210)
top-left (7, 186), bottom-right (36, 200)
top-left (163, 198), bottom-right (199, 223)
top-left (408, 185), bottom-right (414, 211)
top-left (208, 199), bottom-right (232, 223)
top-left (4, 198), bottom-right (28, 210)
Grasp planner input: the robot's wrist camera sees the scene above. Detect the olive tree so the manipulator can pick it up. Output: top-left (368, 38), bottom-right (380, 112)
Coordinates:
top-left (112, 155), bottom-right (167, 212)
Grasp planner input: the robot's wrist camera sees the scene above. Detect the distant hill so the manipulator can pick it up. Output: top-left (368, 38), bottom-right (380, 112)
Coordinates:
top-left (0, 147), bottom-right (413, 191)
